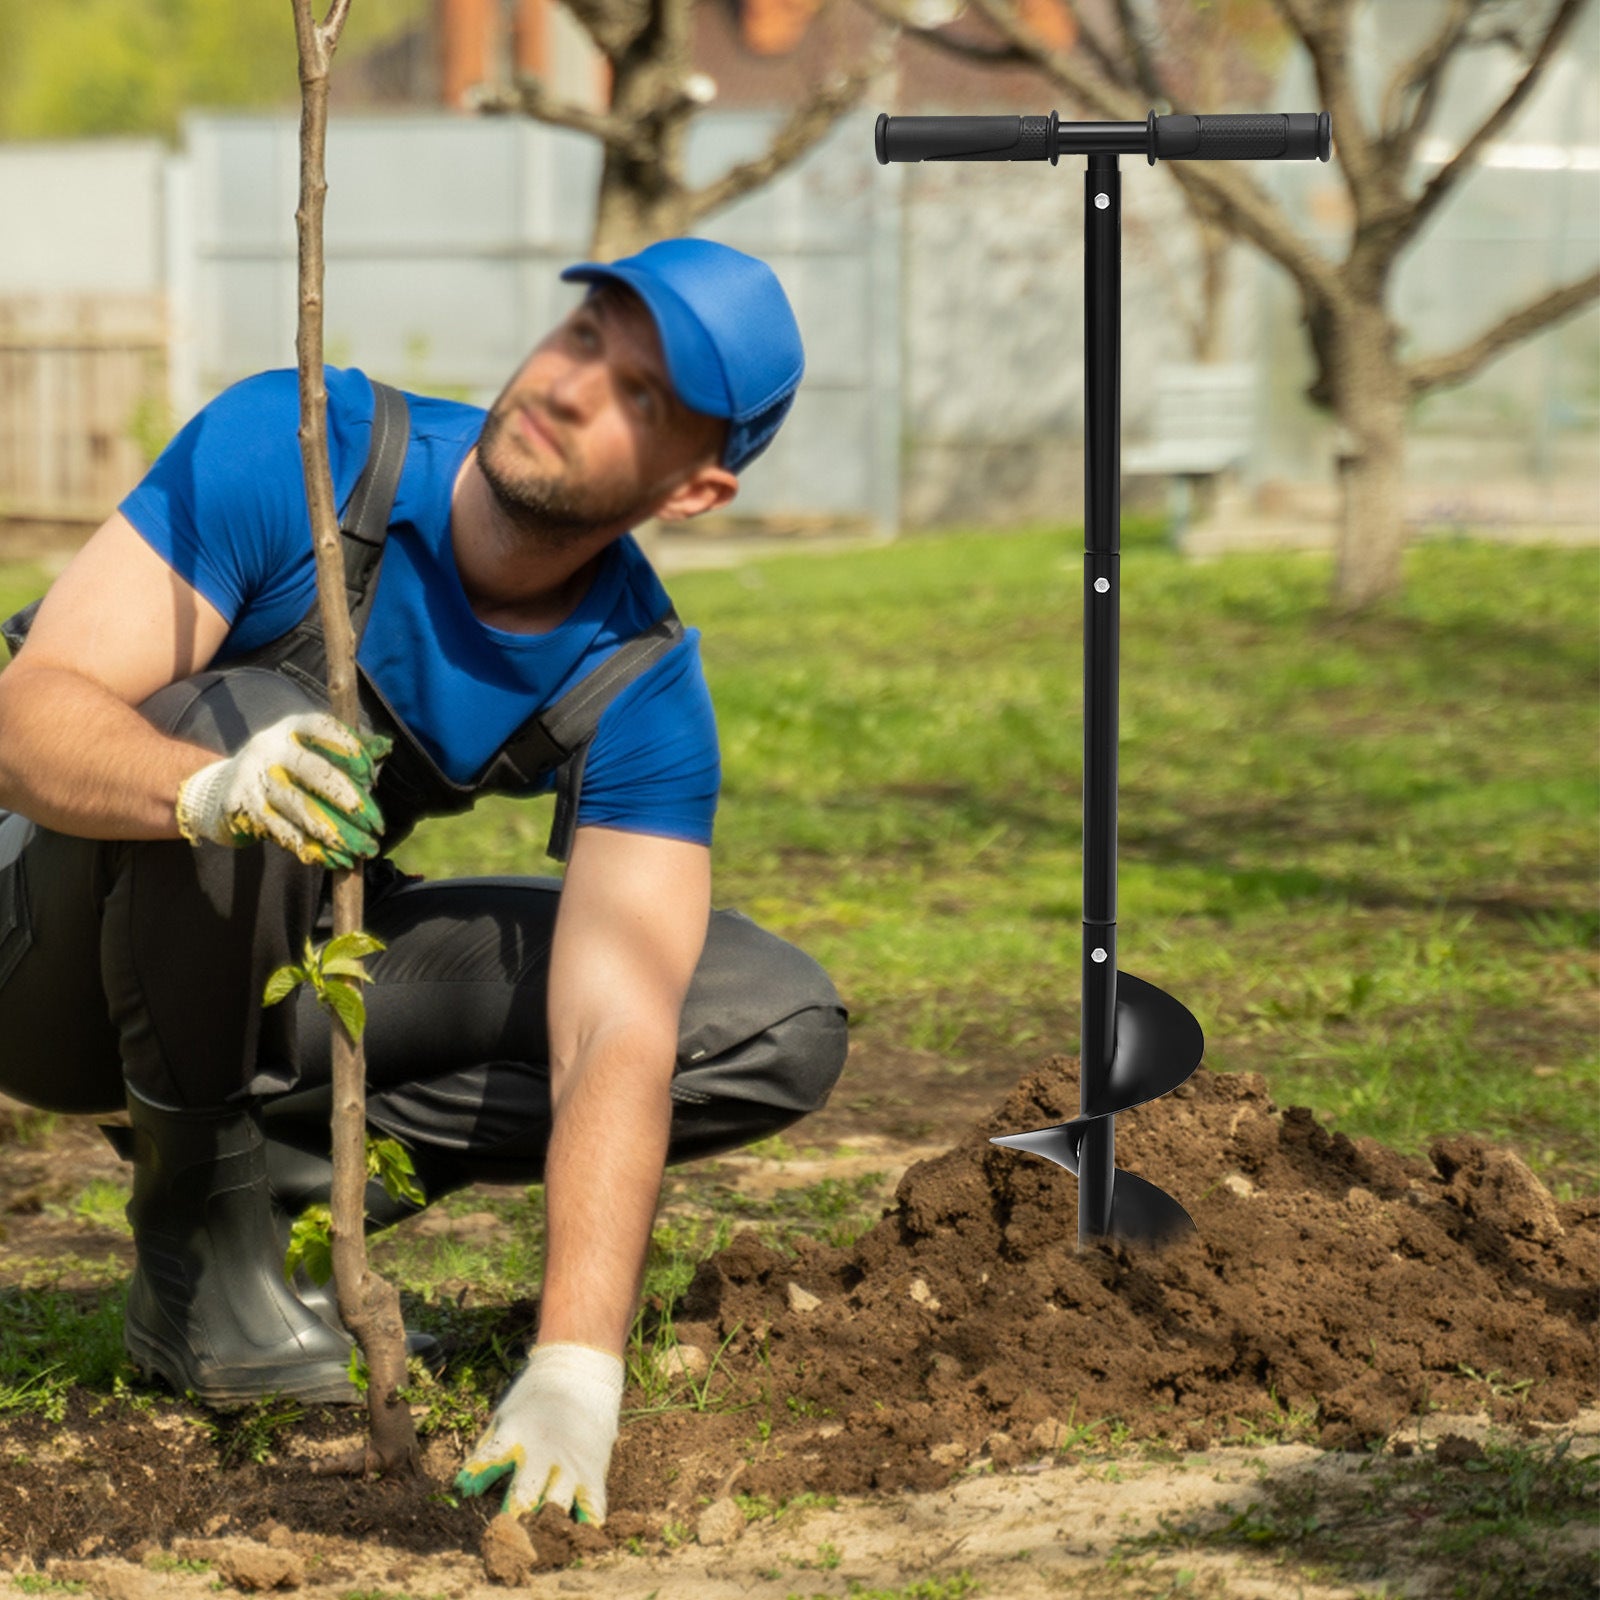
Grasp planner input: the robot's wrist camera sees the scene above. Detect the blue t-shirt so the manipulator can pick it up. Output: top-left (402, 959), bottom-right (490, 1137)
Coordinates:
top-left (119, 367), bottom-right (719, 847)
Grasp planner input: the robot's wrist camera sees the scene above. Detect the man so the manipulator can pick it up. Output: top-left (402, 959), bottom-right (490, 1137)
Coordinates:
top-left (0, 238), bottom-right (847, 1525)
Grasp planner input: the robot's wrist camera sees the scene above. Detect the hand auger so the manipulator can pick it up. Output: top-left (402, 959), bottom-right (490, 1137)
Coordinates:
top-left (876, 109), bottom-right (1331, 1250)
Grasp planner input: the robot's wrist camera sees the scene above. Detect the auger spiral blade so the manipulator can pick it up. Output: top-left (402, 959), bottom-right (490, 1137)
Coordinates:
top-left (1081, 971), bottom-right (1203, 1119)
top-left (991, 971), bottom-right (1204, 1247)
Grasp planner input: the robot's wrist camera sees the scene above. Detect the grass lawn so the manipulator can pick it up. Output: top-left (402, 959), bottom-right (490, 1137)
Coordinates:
top-left (0, 524), bottom-right (1595, 1199)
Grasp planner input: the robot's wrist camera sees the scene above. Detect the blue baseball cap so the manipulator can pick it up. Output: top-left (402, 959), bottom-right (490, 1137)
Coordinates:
top-left (560, 238), bottom-right (804, 474)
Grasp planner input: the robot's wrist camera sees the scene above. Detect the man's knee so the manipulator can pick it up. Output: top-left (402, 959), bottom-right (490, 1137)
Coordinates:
top-left (765, 1002), bottom-right (849, 1113)
top-left (137, 667), bottom-right (326, 754)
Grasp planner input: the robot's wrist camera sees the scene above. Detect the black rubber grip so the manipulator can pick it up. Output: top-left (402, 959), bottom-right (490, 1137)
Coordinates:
top-left (1148, 111), bottom-right (1331, 164)
top-left (876, 113), bottom-right (1055, 164)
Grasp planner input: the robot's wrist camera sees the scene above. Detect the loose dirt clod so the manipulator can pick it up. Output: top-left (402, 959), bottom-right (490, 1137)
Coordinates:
top-left (694, 1497), bottom-right (745, 1546)
top-left (48, 1559), bottom-right (160, 1600)
top-left (479, 1515), bottom-right (535, 1585)
top-left (173, 1540), bottom-right (303, 1592)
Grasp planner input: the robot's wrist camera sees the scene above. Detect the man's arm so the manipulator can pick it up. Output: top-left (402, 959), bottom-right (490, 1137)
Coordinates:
top-left (0, 511), bottom-right (232, 837)
top-left (538, 823), bottom-right (711, 1354)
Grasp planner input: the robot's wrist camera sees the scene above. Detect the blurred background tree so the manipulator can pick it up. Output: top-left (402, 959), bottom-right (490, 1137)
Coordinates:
top-left (0, 0), bottom-right (430, 141)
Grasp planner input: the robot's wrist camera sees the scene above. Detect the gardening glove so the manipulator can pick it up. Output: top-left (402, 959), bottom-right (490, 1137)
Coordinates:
top-left (455, 1342), bottom-right (625, 1525)
top-left (174, 712), bottom-right (391, 871)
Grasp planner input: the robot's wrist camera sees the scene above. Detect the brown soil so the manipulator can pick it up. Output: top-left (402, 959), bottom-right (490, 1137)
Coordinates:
top-left (1, 1059), bottom-right (1595, 1598)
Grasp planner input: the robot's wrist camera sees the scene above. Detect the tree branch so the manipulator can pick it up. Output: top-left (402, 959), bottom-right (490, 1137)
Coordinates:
top-left (959, 0), bottom-right (1341, 307)
top-left (321, 0), bottom-right (354, 50)
top-left (1377, 0), bottom-right (1474, 169)
top-left (472, 75), bottom-right (654, 163)
top-left (1109, 0), bottom-right (1173, 105)
top-left (854, 0), bottom-right (1030, 65)
top-left (686, 31), bottom-right (897, 224)
top-left (1396, 0), bottom-right (1589, 257)
top-left (1403, 268), bottom-right (1600, 396)
top-left (562, 0), bottom-right (653, 60)
top-left (1265, 0), bottom-right (1376, 200)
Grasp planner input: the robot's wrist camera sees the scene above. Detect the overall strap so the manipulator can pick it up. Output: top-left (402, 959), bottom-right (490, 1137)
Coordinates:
top-left (342, 381), bottom-right (410, 644)
top-left (515, 608), bottom-right (686, 862)
top-left (230, 381), bottom-right (410, 698)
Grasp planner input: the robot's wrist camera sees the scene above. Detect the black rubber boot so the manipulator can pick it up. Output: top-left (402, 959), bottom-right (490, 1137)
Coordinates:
top-left (121, 1084), bottom-right (363, 1408)
top-left (264, 1150), bottom-right (447, 1375)
top-left (105, 1119), bottom-right (456, 1373)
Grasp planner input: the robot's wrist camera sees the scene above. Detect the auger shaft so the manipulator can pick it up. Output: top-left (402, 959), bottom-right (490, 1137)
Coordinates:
top-left (1079, 152), bottom-right (1121, 1243)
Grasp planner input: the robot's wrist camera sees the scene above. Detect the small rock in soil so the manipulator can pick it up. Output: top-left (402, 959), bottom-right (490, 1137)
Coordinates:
top-left (481, 1515), bottom-right (536, 1585)
top-left (651, 1342), bottom-right (709, 1382)
top-left (787, 1282), bottom-right (821, 1314)
top-left (696, 1496), bottom-right (746, 1546)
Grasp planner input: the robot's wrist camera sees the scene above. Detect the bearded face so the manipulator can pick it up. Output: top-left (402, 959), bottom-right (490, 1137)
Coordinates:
top-left (474, 286), bottom-right (728, 548)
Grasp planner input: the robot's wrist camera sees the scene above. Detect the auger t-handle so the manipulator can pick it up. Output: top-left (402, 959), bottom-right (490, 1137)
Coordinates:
top-left (873, 105), bottom-right (1330, 1249)
top-left (874, 111), bottom-right (1332, 165)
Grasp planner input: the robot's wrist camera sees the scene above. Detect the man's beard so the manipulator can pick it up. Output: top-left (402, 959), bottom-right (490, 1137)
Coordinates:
top-left (475, 398), bottom-right (649, 546)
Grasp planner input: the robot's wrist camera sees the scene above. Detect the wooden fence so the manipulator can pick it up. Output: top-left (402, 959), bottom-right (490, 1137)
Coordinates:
top-left (0, 294), bottom-right (168, 531)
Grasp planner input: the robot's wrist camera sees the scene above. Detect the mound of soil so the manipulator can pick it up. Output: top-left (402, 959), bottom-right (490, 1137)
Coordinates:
top-left (1, 1061), bottom-right (1594, 1576)
top-left (620, 1060), bottom-right (1596, 1507)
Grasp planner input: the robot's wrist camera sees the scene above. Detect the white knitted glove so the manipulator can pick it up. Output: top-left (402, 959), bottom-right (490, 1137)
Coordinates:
top-left (174, 712), bottom-right (390, 870)
top-left (455, 1343), bottom-right (625, 1524)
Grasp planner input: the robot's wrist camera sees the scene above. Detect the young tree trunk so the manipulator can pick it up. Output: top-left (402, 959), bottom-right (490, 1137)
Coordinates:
top-left (291, 0), bottom-right (419, 1479)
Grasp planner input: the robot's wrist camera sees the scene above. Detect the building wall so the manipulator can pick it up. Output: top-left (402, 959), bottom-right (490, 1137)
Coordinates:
top-left (0, 58), bottom-right (1593, 538)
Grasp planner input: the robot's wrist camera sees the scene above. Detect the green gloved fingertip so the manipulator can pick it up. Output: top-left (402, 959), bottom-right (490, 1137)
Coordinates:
top-left (454, 1463), bottom-right (511, 1498)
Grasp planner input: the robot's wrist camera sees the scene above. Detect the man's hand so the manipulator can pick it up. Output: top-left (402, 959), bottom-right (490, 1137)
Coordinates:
top-left (455, 1342), bottom-right (625, 1524)
top-left (174, 712), bottom-right (391, 870)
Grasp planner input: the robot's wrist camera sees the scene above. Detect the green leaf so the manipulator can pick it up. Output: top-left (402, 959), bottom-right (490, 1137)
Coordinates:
top-left (262, 964), bottom-right (306, 1007)
top-left (322, 977), bottom-right (367, 1042)
top-left (366, 1136), bottom-right (426, 1207)
top-left (320, 957), bottom-right (375, 984)
top-left (346, 1344), bottom-right (369, 1394)
top-left (324, 931), bottom-right (387, 962)
top-left (284, 1204), bottom-right (333, 1287)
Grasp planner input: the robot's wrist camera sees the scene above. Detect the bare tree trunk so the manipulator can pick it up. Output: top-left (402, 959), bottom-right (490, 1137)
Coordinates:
top-left (291, 0), bottom-right (419, 1480)
top-left (1315, 284), bottom-right (1406, 610)
top-left (480, 0), bottom-right (893, 262)
top-left (589, 3), bottom-right (694, 258)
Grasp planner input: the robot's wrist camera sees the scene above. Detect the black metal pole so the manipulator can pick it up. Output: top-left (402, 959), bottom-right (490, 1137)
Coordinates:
top-left (1080, 151), bottom-right (1120, 1244)
top-left (874, 106), bottom-right (1328, 1247)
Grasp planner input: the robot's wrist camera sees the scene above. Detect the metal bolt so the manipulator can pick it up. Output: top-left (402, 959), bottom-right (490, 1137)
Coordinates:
top-left (1091, 947), bottom-right (1107, 963)
top-left (1094, 577), bottom-right (1110, 593)
top-left (1094, 193), bottom-right (1110, 210)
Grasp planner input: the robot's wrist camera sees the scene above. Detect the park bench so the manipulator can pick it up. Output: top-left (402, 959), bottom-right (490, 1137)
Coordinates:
top-left (1122, 362), bottom-right (1256, 545)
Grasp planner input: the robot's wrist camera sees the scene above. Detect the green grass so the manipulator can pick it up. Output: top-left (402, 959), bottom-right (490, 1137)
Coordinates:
top-left (6, 530), bottom-right (1593, 1193)
top-left (377, 526), bottom-right (1598, 1197)
top-left (0, 1285), bottom-right (128, 1419)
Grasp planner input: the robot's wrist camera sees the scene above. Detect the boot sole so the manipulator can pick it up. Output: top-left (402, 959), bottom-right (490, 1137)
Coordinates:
top-left (125, 1320), bottom-right (363, 1409)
